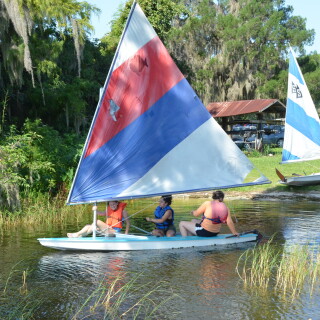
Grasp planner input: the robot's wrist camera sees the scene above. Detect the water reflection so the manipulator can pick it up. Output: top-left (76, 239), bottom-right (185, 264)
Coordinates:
top-left (1, 199), bottom-right (320, 319)
top-left (37, 251), bottom-right (132, 281)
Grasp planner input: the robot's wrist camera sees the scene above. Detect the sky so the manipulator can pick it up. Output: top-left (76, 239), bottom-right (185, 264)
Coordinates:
top-left (86, 0), bottom-right (320, 54)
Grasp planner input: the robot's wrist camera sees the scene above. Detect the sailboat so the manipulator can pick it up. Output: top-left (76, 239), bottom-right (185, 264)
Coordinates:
top-left (276, 47), bottom-right (320, 186)
top-left (38, 2), bottom-right (269, 251)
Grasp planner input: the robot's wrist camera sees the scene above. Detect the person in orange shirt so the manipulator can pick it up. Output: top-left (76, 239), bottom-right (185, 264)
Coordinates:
top-left (67, 201), bottom-right (130, 237)
top-left (179, 191), bottom-right (238, 237)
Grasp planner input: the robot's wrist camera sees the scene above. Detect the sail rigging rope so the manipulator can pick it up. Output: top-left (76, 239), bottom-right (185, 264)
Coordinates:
top-left (130, 224), bottom-right (151, 234)
top-left (104, 199), bottom-right (239, 236)
top-left (106, 200), bottom-right (158, 231)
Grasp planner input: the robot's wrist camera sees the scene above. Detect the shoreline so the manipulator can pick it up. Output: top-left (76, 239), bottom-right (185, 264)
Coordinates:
top-left (175, 190), bottom-right (320, 201)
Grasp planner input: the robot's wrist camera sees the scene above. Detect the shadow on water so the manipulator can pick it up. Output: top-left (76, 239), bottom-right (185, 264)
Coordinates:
top-left (1, 199), bottom-right (320, 319)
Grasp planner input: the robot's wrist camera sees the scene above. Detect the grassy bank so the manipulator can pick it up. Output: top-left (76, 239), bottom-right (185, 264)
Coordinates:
top-left (2, 148), bottom-right (320, 225)
top-left (228, 148), bottom-right (320, 193)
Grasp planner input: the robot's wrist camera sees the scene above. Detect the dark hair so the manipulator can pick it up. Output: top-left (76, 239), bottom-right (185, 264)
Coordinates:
top-left (161, 195), bottom-right (172, 205)
top-left (212, 191), bottom-right (224, 202)
top-left (106, 201), bottom-right (119, 206)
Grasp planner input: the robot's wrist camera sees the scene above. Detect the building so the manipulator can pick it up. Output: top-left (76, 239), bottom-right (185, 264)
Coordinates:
top-left (206, 99), bottom-right (286, 150)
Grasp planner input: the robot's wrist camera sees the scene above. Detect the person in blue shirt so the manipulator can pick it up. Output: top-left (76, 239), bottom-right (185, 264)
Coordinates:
top-left (146, 195), bottom-right (176, 237)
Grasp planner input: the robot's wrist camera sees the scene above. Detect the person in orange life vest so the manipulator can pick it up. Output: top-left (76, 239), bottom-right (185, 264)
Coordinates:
top-left (146, 195), bottom-right (176, 237)
top-left (179, 191), bottom-right (239, 237)
top-left (67, 201), bottom-right (130, 238)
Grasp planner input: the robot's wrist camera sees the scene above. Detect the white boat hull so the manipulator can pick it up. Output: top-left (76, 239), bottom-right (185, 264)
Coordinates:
top-left (38, 233), bottom-right (259, 251)
top-left (280, 173), bottom-right (320, 186)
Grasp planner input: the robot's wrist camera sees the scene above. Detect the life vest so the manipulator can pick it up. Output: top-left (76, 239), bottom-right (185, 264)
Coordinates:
top-left (154, 205), bottom-right (174, 229)
top-left (203, 201), bottom-right (228, 224)
top-left (106, 202), bottom-right (127, 229)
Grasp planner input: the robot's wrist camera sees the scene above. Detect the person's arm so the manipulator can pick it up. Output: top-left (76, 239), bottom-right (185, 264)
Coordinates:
top-left (122, 209), bottom-right (130, 234)
top-left (92, 205), bottom-right (106, 216)
top-left (226, 208), bottom-right (239, 236)
top-left (191, 202), bottom-right (208, 217)
top-left (146, 209), bottom-right (172, 224)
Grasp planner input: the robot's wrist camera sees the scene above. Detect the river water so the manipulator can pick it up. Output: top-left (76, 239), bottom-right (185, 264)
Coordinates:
top-left (0, 198), bottom-right (320, 319)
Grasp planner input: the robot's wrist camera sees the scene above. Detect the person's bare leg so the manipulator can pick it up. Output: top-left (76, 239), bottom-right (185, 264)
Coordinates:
top-left (67, 224), bottom-right (93, 238)
top-left (179, 221), bottom-right (197, 237)
top-left (152, 229), bottom-right (165, 237)
top-left (96, 220), bottom-right (113, 234)
top-left (166, 229), bottom-right (176, 237)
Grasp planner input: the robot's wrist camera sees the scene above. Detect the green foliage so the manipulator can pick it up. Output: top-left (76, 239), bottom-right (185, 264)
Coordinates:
top-left (100, 0), bottom-right (185, 54)
top-left (245, 148), bottom-right (261, 157)
top-left (257, 69), bottom-right (288, 101)
top-left (0, 0), bottom-right (104, 134)
top-left (0, 119), bottom-right (84, 211)
top-left (298, 53), bottom-right (320, 110)
top-left (168, 0), bottom-right (315, 104)
top-left (0, 125), bottom-right (43, 210)
top-left (1, 0), bottom-right (320, 214)
top-left (20, 119), bottom-right (84, 192)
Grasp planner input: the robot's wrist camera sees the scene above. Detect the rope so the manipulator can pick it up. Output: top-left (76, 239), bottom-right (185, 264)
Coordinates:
top-left (233, 213), bottom-right (238, 223)
top-left (107, 200), bottom-right (158, 231)
top-left (130, 224), bottom-right (151, 235)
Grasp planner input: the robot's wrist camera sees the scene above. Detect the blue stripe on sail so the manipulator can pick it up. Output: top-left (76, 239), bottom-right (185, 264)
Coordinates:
top-left (69, 79), bottom-right (211, 203)
top-left (286, 98), bottom-right (320, 146)
top-left (282, 149), bottom-right (300, 162)
top-left (289, 51), bottom-right (304, 85)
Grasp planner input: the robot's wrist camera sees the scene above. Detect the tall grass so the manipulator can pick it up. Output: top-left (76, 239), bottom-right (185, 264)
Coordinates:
top-left (0, 191), bottom-right (88, 227)
top-left (275, 244), bottom-right (320, 299)
top-left (71, 272), bottom-right (182, 320)
top-left (236, 240), bottom-right (320, 300)
top-left (1, 260), bottom-right (41, 320)
top-left (236, 236), bottom-right (280, 291)
top-left (4, 298), bottom-right (41, 320)
top-left (1, 266), bottom-right (182, 320)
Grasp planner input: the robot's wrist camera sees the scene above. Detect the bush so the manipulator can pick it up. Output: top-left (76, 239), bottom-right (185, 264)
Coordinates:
top-left (0, 119), bottom-right (84, 211)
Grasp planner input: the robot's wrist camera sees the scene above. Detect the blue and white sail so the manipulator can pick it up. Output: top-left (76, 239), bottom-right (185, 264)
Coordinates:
top-left (67, 2), bottom-right (269, 204)
top-left (282, 47), bottom-right (320, 164)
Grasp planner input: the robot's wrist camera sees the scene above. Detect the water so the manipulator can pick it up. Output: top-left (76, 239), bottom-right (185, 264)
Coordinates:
top-left (1, 198), bottom-right (320, 319)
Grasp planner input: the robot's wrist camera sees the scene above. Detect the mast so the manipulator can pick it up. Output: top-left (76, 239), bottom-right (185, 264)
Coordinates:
top-left (67, 2), bottom-right (138, 205)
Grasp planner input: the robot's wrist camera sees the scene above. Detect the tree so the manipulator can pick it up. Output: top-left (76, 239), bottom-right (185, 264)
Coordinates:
top-left (167, 0), bottom-right (315, 104)
top-left (0, 0), bottom-right (98, 86)
top-left (298, 53), bottom-right (320, 111)
top-left (0, 1), bottom-right (109, 134)
top-left (100, 0), bottom-right (185, 56)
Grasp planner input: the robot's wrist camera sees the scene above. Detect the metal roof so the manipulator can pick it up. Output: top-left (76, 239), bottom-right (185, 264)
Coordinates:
top-left (206, 99), bottom-right (286, 117)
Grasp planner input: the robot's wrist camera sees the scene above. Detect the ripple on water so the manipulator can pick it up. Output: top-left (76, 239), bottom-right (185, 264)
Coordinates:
top-left (1, 199), bottom-right (320, 319)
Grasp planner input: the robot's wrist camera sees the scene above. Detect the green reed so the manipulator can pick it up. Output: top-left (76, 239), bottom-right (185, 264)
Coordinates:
top-left (236, 239), bottom-right (320, 300)
top-left (0, 191), bottom-right (88, 226)
top-left (1, 262), bottom-right (182, 320)
top-left (275, 244), bottom-right (320, 300)
top-left (71, 272), bottom-right (182, 320)
top-left (1, 261), bottom-right (40, 320)
top-left (236, 236), bottom-right (280, 291)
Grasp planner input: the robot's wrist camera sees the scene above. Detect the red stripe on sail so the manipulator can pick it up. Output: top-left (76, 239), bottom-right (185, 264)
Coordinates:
top-left (85, 36), bottom-right (184, 157)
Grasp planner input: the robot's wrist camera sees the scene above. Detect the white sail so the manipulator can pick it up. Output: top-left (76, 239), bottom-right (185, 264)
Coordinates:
top-left (282, 47), bottom-right (320, 164)
top-left (67, 2), bottom-right (270, 204)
